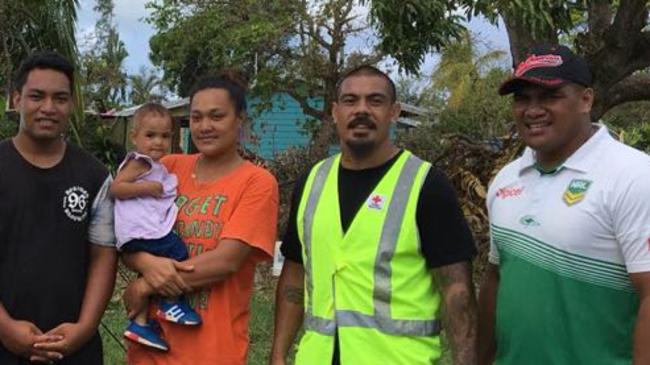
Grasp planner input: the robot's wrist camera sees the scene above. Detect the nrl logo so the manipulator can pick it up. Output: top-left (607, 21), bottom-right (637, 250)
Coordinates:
top-left (562, 179), bottom-right (592, 206)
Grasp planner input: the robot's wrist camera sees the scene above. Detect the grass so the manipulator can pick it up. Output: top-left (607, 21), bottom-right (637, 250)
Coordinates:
top-left (101, 280), bottom-right (445, 365)
top-left (100, 297), bottom-right (128, 365)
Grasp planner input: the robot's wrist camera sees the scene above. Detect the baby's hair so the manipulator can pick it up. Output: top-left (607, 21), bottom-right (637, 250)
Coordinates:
top-left (133, 102), bottom-right (173, 130)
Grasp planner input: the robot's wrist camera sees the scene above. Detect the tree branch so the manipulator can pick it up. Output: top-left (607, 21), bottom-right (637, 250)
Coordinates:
top-left (604, 74), bottom-right (650, 111)
top-left (280, 86), bottom-right (324, 120)
top-left (298, 26), bottom-right (331, 51)
top-left (626, 31), bottom-right (650, 75)
top-left (500, 10), bottom-right (558, 66)
top-left (609, 0), bottom-right (648, 43)
top-left (298, 4), bottom-right (332, 52)
top-left (344, 24), bottom-right (371, 34)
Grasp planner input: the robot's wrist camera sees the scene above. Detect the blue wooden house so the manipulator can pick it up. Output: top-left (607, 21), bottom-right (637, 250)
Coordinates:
top-left (108, 93), bottom-right (430, 160)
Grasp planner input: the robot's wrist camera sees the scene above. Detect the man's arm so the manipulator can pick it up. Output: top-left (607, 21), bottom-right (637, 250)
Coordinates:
top-left (35, 245), bottom-right (117, 356)
top-left (434, 261), bottom-right (478, 365)
top-left (478, 263), bottom-right (499, 365)
top-left (630, 272), bottom-right (650, 365)
top-left (269, 260), bottom-right (305, 365)
top-left (110, 159), bottom-right (161, 199)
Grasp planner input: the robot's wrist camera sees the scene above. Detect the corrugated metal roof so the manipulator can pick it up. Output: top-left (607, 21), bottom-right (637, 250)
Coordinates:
top-left (400, 103), bottom-right (430, 117)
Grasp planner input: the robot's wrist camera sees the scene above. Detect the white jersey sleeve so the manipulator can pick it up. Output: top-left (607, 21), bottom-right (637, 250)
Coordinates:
top-left (611, 167), bottom-right (650, 273)
top-left (486, 169), bottom-right (506, 265)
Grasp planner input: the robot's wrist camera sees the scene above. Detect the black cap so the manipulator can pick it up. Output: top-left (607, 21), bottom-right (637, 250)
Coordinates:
top-left (498, 44), bottom-right (592, 95)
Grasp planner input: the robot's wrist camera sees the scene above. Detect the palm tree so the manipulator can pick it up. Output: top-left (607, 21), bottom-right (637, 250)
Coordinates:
top-left (431, 30), bottom-right (507, 110)
top-left (423, 30), bottom-right (512, 139)
top-left (81, 28), bottom-right (129, 112)
top-left (129, 68), bottom-right (165, 106)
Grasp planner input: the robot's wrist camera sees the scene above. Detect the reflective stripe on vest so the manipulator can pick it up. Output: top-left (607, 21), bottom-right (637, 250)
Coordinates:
top-left (302, 153), bottom-right (441, 337)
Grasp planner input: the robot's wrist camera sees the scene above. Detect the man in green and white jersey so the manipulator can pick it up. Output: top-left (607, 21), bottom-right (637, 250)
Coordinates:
top-left (478, 44), bottom-right (650, 365)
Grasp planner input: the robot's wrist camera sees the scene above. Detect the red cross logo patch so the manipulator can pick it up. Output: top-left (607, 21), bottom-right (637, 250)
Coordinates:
top-left (367, 193), bottom-right (386, 210)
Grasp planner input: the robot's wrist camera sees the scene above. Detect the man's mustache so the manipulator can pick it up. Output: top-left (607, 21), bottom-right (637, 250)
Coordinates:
top-left (348, 116), bottom-right (376, 129)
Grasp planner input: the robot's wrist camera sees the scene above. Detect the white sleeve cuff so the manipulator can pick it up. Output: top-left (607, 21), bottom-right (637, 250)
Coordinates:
top-left (626, 260), bottom-right (650, 273)
top-left (88, 176), bottom-right (116, 246)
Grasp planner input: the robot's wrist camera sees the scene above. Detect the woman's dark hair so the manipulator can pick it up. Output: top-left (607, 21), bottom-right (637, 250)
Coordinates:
top-left (14, 51), bottom-right (75, 94)
top-left (188, 70), bottom-right (248, 114)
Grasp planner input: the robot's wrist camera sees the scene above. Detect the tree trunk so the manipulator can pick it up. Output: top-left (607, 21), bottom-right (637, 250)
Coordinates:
top-left (500, 11), bottom-right (558, 67)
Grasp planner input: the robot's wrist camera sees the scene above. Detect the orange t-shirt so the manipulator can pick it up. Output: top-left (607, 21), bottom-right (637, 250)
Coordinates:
top-left (127, 154), bottom-right (279, 365)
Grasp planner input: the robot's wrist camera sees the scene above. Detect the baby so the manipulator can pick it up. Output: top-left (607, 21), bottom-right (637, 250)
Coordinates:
top-left (111, 103), bottom-right (200, 352)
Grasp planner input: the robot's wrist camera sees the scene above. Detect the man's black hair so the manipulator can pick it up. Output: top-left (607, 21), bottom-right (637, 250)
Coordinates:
top-left (14, 51), bottom-right (75, 94)
top-left (335, 65), bottom-right (396, 102)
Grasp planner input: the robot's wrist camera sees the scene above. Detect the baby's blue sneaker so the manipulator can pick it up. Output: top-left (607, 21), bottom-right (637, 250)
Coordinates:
top-left (156, 298), bottom-right (202, 325)
top-left (124, 320), bottom-right (169, 352)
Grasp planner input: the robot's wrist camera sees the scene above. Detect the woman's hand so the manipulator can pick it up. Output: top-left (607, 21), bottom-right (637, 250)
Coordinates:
top-left (138, 254), bottom-right (195, 297)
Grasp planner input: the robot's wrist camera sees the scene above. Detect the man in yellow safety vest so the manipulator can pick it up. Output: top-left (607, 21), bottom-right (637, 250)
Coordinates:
top-left (270, 65), bottom-right (478, 365)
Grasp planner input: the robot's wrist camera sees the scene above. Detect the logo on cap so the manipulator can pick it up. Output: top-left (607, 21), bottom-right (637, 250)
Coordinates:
top-left (515, 54), bottom-right (564, 77)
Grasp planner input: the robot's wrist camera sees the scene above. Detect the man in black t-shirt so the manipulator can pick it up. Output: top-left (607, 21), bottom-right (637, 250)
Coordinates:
top-left (0, 52), bottom-right (117, 365)
top-left (270, 66), bottom-right (478, 365)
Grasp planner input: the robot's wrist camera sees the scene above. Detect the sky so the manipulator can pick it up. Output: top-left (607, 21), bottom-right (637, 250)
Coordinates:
top-left (77, 0), bottom-right (154, 73)
top-left (76, 0), bottom-right (512, 76)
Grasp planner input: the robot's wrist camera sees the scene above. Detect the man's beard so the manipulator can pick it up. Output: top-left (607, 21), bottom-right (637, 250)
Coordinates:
top-left (345, 138), bottom-right (376, 157)
top-left (342, 114), bottom-right (377, 157)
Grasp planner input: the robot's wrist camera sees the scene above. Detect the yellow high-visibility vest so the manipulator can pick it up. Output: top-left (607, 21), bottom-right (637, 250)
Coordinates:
top-left (295, 151), bottom-right (443, 365)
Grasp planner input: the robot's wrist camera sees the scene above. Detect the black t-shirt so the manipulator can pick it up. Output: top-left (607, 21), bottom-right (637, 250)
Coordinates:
top-left (0, 140), bottom-right (110, 365)
top-left (281, 150), bottom-right (476, 268)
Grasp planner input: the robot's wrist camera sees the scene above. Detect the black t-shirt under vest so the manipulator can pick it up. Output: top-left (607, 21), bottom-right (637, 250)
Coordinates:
top-left (0, 140), bottom-right (110, 365)
top-left (282, 150), bottom-right (476, 267)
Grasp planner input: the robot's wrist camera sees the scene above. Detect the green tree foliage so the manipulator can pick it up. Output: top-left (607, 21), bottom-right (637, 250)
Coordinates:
top-left (0, 0), bottom-right (79, 90)
top-left (0, 0), bottom-right (85, 144)
top-left (0, 95), bottom-right (18, 140)
top-left (368, 0), bottom-right (650, 122)
top-left (146, 0), bottom-right (386, 159)
top-left (79, 0), bottom-right (129, 112)
top-left (79, 114), bottom-right (125, 173)
top-left (434, 67), bottom-right (512, 139)
top-left (618, 122), bottom-right (650, 153)
top-left (427, 32), bottom-right (511, 139)
top-left (363, 0), bottom-right (471, 73)
top-left (398, 32), bottom-right (512, 143)
top-left (146, 0), bottom-right (299, 97)
top-left (606, 102), bottom-right (650, 128)
top-left (129, 67), bottom-right (165, 106)
top-left (395, 75), bottom-right (429, 106)
top-left (431, 32), bottom-right (507, 109)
